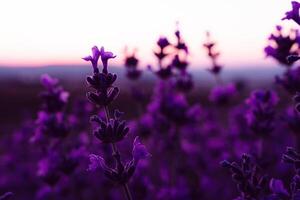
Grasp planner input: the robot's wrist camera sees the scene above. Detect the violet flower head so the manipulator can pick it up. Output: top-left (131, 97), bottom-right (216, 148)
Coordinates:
top-left (40, 74), bottom-right (69, 113)
top-left (245, 90), bottom-right (279, 137)
top-left (203, 32), bottom-right (223, 75)
top-left (282, 1), bottom-right (300, 25)
top-left (264, 26), bottom-right (300, 67)
top-left (100, 46), bottom-right (116, 74)
top-left (174, 73), bottom-right (194, 93)
top-left (221, 154), bottom-right (269, 199)
top-left (37, 155), bottom-right (61, 186)
top-left (276, 66), bottom-right (300, 94)
top-left (132, 137), bottom-right (151, 163)
top-left (85, 46), bottom-right (119, 107)
top-left (154, 37), bottom-right (170, 61)
top-left (209, 83), bottom-right (237, 105)
top-left (269, 178), bottom-right (289, 197)
top-left (88, 138), bottom-right (150, 185)
top-left (174, 29), bottom-right (188, 53)
top-left (124, 48), bottom-right (142, 80)
top-left (172, 54), bottom-right (188, 71)
top-left (40, 74), bottom-right (58, 89)
top-left (82, 46), bottom-right (101, 73)
top-left (154, 65), bottom-right (173, 80)
top-left (90, 109), bottom-right (129, 144)
top-left (157, 37), bottom-right (170, 50)
top-left (87, 154), bottom-right (107, 172)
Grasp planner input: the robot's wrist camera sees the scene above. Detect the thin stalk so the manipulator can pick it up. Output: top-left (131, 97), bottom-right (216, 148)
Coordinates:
top-left (104, 106), bottom-right (133, 200)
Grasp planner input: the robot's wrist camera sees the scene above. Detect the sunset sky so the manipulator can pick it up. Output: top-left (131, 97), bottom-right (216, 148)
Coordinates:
top-left (0, 0), bottom-right (297, 68)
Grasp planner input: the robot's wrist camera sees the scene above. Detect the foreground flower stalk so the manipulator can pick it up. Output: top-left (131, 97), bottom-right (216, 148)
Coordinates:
top-left (83, 46), bottom-right (150, 200)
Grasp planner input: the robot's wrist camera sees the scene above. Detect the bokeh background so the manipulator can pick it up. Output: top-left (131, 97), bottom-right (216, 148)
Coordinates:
top-left (1, 0), bottom-right (300, 199)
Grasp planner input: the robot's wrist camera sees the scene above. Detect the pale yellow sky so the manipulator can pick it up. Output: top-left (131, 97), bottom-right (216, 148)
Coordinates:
top-left (0, 0), bottom-right (297, 67)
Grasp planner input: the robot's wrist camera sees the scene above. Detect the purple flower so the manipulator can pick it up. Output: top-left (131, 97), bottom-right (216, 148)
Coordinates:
top-left (40, 74), bottom-right (58, 89)
top-left (39, 74), bottom-right (69, 112)
top-left (276, 66), bottom-right (300, 94)
top-left (264, 26), bottom-right (300, 66)
top-left (90, 109), bottom-right (129, 144)
top-left (87, 154), bottom-right (107, 172)
top-left (174, 73), bottom-right (194, 93)
top-left (209, 83), bottom-right (237, 105)
top-left (124, 50), bottom-right (142, 80)
top-left (174, 29), bottom-right (188, 53)
top-left (269, 179), bottom-right (289, 196)
top-left (282, 1), bottom-right (300, 25)
top-left (154, 37), bottom-right (170, 61)
top-left (100, 46), bottom-right (116, 74)
top-left (245, 90), bottom-right (279, 136)
top-left (157, 37), bottom-right (170, 49)
top-left (203, 32), bottom-right (223, 76)
top-left (172, 54), bottom-right (188, 71)
top-left (83, 46), bottom-right (101, 73)
top-left (132, 137), bottom-right (151, 162)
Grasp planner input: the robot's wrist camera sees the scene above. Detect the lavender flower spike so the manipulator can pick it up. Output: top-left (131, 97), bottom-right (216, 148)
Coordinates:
top-left (82, 46), bottom-right (101, 73)
top-left (282, 1), bottom-right (300, 25)
top-left (100, 46), bottom-right (116, 74)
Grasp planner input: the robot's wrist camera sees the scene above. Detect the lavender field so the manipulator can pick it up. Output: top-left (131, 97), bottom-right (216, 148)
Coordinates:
top-left (3, 1), bottom-right (300, 200)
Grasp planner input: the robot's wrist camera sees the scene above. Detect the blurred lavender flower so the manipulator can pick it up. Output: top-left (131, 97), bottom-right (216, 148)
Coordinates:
top-left (245, 90), bottom-right (279, 137)
top-left (282, 1), bottom-right (300, 25)
top-left (174, 29), bottom-right (188, 53)
top-left (174, 73), bottom-right (194, 93)
top-left (264, 26), bottom-right (300, 67)
top-left (276, 66), bottom-right (300, 94)
top-left (124, 48), bottom-right (142, 80)
top-left (284, 106), bottom-right (300, 135)
top-left (209, 83), bottom-right (237, 105)
top-left (203, 31), bottom-right (223, 76)
top-left (269, 178), bottom-right (289, 197)
top-left (40, 74), bottom-right (69, 113)
top-left (154, 37), bottom-right (170, 61)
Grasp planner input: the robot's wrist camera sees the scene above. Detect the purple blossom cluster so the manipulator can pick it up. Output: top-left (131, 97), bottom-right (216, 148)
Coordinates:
top-left (3, 2), bottom-right (300, 199)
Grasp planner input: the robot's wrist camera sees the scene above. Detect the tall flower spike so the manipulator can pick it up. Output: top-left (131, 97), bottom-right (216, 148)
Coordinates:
top-left (83, 46), bottom-right (101, 73)
top-left (100, 46), bottom-right (116, 74)
top-left (282, 1), bottom-right (300, 25)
